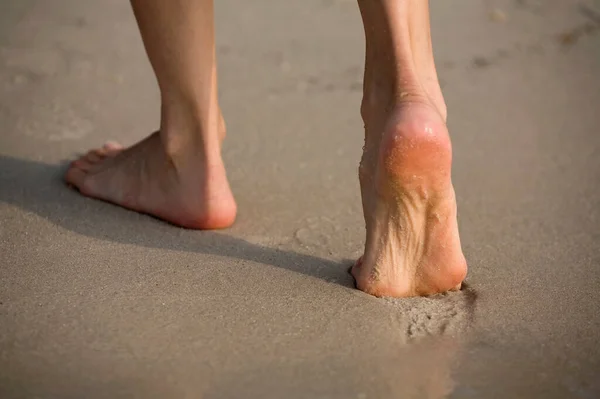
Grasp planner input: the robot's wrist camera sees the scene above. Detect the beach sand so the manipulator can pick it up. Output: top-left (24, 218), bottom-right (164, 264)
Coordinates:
top-left (1, 0), bottom-right (599, 397)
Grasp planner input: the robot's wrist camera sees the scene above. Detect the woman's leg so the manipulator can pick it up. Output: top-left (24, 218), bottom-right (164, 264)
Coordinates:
top-left (352, 0), bottom-right (467, 297)
top-left (65, 0), bottom-right (236, 229)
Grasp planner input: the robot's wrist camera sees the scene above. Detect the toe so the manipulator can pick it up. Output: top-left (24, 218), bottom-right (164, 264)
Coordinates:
top-left (103, 141), bottom-right (123, 156)
top-left (84, 150), bottom-right (103, 164)
top-left (355, 255), bottom-right (363, 267)
top-left (65, 163), bottom-right (88, 188)
top-left (103, 141), bottom-right (122, 150)
top-left (351, 256), bottom-right (363, 273)
top-left (349, 256), bottom-right (363, 289)
top-left (93, 147), bottom-right (110, 157)
top-left (70, 157), bottom-right (93, 172)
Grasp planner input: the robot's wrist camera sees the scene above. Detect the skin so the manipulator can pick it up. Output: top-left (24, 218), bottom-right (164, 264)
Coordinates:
top-left (65, 0), bottom-right (467, 297)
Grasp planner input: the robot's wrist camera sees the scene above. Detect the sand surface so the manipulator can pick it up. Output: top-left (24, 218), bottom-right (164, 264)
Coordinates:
top-left (1, 0), bottom-right (600, 398)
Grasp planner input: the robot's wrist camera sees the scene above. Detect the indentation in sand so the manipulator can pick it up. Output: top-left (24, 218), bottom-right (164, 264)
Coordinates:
top-left (294, 216), bottom-right (340, 250)
top-left (385, 285), bottom-right (477, 340)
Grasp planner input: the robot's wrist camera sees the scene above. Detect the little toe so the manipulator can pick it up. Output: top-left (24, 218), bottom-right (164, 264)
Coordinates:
top-left (349, 256), bottom-right (363, 288)
top-left (356, 255), bottom-right (363, 267)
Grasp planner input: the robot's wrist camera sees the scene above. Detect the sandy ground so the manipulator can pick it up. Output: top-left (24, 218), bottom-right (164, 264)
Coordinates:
top-left (1, 0), bottom-right (600, 398)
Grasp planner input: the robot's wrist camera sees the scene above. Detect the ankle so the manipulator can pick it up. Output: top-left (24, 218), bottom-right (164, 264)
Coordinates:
top-left (359, 13), bottom-right (447, 122)
top-left (159, 102), bottom-right (223, 161)
top-left (360, 77), bottom-right (429, 126)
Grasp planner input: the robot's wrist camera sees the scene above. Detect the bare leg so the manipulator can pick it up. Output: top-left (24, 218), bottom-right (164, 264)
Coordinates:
top-left (352, 0), bottom-right (467, 297)
top-left (65, 0), bottom-right (236, 229)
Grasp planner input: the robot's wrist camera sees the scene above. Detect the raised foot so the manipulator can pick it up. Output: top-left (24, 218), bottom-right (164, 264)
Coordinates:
top-left (65, 132), bottom-right (237, 229)
top-left (352, 102), bottom-right (467, 297)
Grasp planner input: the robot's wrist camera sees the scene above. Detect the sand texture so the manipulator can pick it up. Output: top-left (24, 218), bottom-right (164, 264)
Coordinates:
top-left (1, 0), bottom-right (600, 398)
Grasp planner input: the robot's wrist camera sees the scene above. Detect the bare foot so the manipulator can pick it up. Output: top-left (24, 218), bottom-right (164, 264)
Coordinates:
top-left (65, 129), bottom-right (236, 229)
top-left (352, 100), bottom-right (467, 297)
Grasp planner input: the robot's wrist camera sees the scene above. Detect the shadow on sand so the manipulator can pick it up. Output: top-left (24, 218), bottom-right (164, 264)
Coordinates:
top-left (0, 155), bottom-right (355, 287)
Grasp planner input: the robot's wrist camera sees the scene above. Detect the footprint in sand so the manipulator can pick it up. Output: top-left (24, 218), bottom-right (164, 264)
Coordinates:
top-left (385, 285), bottom-right (477, 341)
top-left (294, 216), bottom-right (340, 252)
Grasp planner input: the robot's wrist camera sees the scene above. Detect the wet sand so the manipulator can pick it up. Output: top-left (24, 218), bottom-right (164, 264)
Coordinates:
top-left (1, 0), bottom-right (600, 397)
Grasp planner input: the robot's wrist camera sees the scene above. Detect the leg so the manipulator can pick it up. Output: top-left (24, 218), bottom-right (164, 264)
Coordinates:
top-left (352, 0), bottom-right (467, 297)
top-left (65, 0), bottom-right (236, 229)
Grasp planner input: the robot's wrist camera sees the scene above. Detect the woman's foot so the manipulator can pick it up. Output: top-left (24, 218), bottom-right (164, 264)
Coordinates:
top-left (65, 128), bottom-right (236, 229)
top-left (65, 0), bottom-right (236, 229)
top-left (352, 100), bottom-right (467, 297)
top-left (352, 0), bottom-right (467, 297)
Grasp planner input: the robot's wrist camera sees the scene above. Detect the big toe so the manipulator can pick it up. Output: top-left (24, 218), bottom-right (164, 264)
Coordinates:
top-left (65, 160), bottom-right (90, 188)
